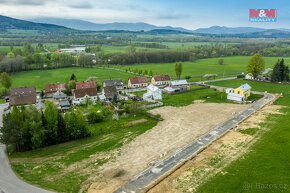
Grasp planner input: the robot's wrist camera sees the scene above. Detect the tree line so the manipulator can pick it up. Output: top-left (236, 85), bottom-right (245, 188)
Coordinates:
top-left (0, 101), bottom-right (89, 152)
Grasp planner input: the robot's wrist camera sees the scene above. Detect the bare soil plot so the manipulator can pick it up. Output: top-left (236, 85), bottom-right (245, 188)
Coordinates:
top-left (89, 102), bottom-right (249, 193)
top-left (147, 105), bottom-right (282, 193)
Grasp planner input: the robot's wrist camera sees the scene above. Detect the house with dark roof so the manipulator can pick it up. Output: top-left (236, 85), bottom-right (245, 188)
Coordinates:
top-left (128, 77), bottom-right (148, 88)
top-left (45, 83), bottom-right (66, 98)
top-left (74, 88), bottom-right (98, 102)
top-left (102, 86), bottom-right (118, 100)
top-left (76, 81), bottom-right (97, 90)
top-left (58, 100), bottom-right (70, 112)
top-left (103, 79), bottom-right (124, 90)
top-left (53, 91), bottom-right (67, 101)
top-left (9, 86), bottom-right (36, 107)
top-left (151, 75), bottom-right (171, 86)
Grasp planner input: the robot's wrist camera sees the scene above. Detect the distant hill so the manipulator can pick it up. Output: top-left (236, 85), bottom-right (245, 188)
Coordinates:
top-left (0, 15), bottom-right (75, 34)
top-left (30, 18), bottom-right (192, 32)
top-left (192, 26), bottom-right (266, 34)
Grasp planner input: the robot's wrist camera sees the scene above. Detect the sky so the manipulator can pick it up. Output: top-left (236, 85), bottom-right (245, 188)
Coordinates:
top-left (0, 0), bottom-right (289, 30)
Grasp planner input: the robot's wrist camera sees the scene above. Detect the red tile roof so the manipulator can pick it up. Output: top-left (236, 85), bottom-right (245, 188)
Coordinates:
top-left (129, 77), bottom-right (148, 84)
top-left (45, 83), bottom-right (66, 93)
top-left (76, 81), bottom-right (97, 89)
top-left (9, 87), bottom-right (36, 106)
top-left (153, 74), bottom-right (171, 81)
top-left (74, 88), bottom-right (97, 98)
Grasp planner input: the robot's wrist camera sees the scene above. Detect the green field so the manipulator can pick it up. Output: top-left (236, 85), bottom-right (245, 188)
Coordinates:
top-left (9, 114), bottom-right (158, 193)
top-left (101, 45), bottom-right (162, 54)
top-left (127, 56), bottom-right (290, 79)
top-left (196, 107), bottom-right (290, 193)
top-left (5, 67), bottom-right (133, 90)
top-left (209, 79), bottom-right (290, 106)
top-left (162, 42), bottom-right (236, 49)
top-left (161, 88), bottom-right (262, 107)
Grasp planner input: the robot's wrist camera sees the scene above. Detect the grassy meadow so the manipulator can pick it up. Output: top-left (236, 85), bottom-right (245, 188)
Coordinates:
top-left (9, 114), bottom-right (158, 193)
top-left (209, 79), bottom-right (290, 106)
top-left (161, 88), bottom-right (262, 107)
top-left (4, 67), bottom-right (133, 90)
top-left (196, 107), bottom-right (290, 193)
top-left (128, 56), bottom-right (290, 79)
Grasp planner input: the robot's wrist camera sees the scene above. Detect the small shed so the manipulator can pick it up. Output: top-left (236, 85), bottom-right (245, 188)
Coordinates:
top-left (225, 88), bottom-right (234, 94)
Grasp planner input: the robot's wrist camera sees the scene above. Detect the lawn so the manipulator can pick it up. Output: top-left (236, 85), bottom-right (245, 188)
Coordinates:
top-left (196, 107), bottom-right (290, 193)
top-left (161, 88), bottom-right (262, 107)
top-left (101, 45), bottom-right (162, 54)
top-left (209, 79), bottom-right (290, 106)
top-left (5, 67), bottom-right (133, 90)
top-left (127, 56), bottom-right (290, 79)
top-left (9, 114), bottom-right (158, 193)
top-left (162, 42), bottom-right (236, 49)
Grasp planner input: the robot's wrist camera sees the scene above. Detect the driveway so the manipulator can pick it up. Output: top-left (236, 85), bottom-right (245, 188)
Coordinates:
top-left (0, 104), bottom-right (53, 193)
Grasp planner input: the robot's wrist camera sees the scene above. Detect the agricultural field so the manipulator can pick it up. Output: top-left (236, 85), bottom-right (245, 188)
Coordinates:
top-left (209, 79), bottom-right (290, 106)
top-left (162, 42), bottom-right (236, 49)
top-left (3, 67), bottom-right (132, 90)
top-left (9, 114), bottom-right (159, 193)
top-left (128, 56), bottom-right (290, 79)
top-left (195, 107), bottom-right (290, 193)
top-left (101, 45), bottom-right (162, 54)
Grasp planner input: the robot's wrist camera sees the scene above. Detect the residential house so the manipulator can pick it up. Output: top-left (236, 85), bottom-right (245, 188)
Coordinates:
top-left (102, 86), bottom-right (118, 100)
top-left (151, 75), bottom-right (171, 86)
top-left (128, 77), bottom-right (148, 88)
top-left (76, 81), bottom-right (97, 90)
top-left (143, 84), bottom-right (162, 101)
top-left (53, 91), bottom-right (67, 101)
top-left (234, 83), bottom-right (251, 99)
top-left (58, 100), bottom-right (70, 112)
top-left (45, 83), bottom-right (66, 98)
top-left (103, 79), bottom-right (124, 90)
top-left (9, 86), bottom-right (36, 107)
top-left (74, 88), bottom-right (98, 102)
top-left (227, 83), bottom-right (252, 102)
top-left (245, 73), bottom-right (254, 80)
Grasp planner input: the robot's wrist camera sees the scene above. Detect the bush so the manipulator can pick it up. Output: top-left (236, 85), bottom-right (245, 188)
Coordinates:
top-left (87, 111), bottom-right (104, 124)
top-left (185, 76), bottom-right (191, 80)
top-left (237, 74), bottom-right (245, 78)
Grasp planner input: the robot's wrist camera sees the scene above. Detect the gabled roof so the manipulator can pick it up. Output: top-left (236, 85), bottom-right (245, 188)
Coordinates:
top-left (153, 74), bottom-right (171, 81)
top-left (129, 77), bottom-right (148, 84)
top-left (103, 86), bottom-right (117, 98)
top-left (53, 91), bottom-right (67, 99)
top-left (171, 80), bottom-right (188, 86)
top-left (59, 100), bottom-right (70, 106)
top-left (45, 83), bottom-right (66, 93)
top-left (74, 88), bottom-right (97, 98)
top-left (103, 79), bottom-right (123, 87)
top-left (9, 86), bottom-right (36, 106)
top-left (147, 84), bottom-right (160, 92)
top-left (239, 83), bottom-right (252, 92)
top-left (76, 81), bottom-right (97, 89)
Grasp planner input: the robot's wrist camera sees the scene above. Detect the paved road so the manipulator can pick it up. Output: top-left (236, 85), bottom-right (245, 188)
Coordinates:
top-left (114, 93), bottom-right (275, 193)
top-left (191, 77), bottom-right (237, 85)
top-left (0, 104), bottom-right (53, 193)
